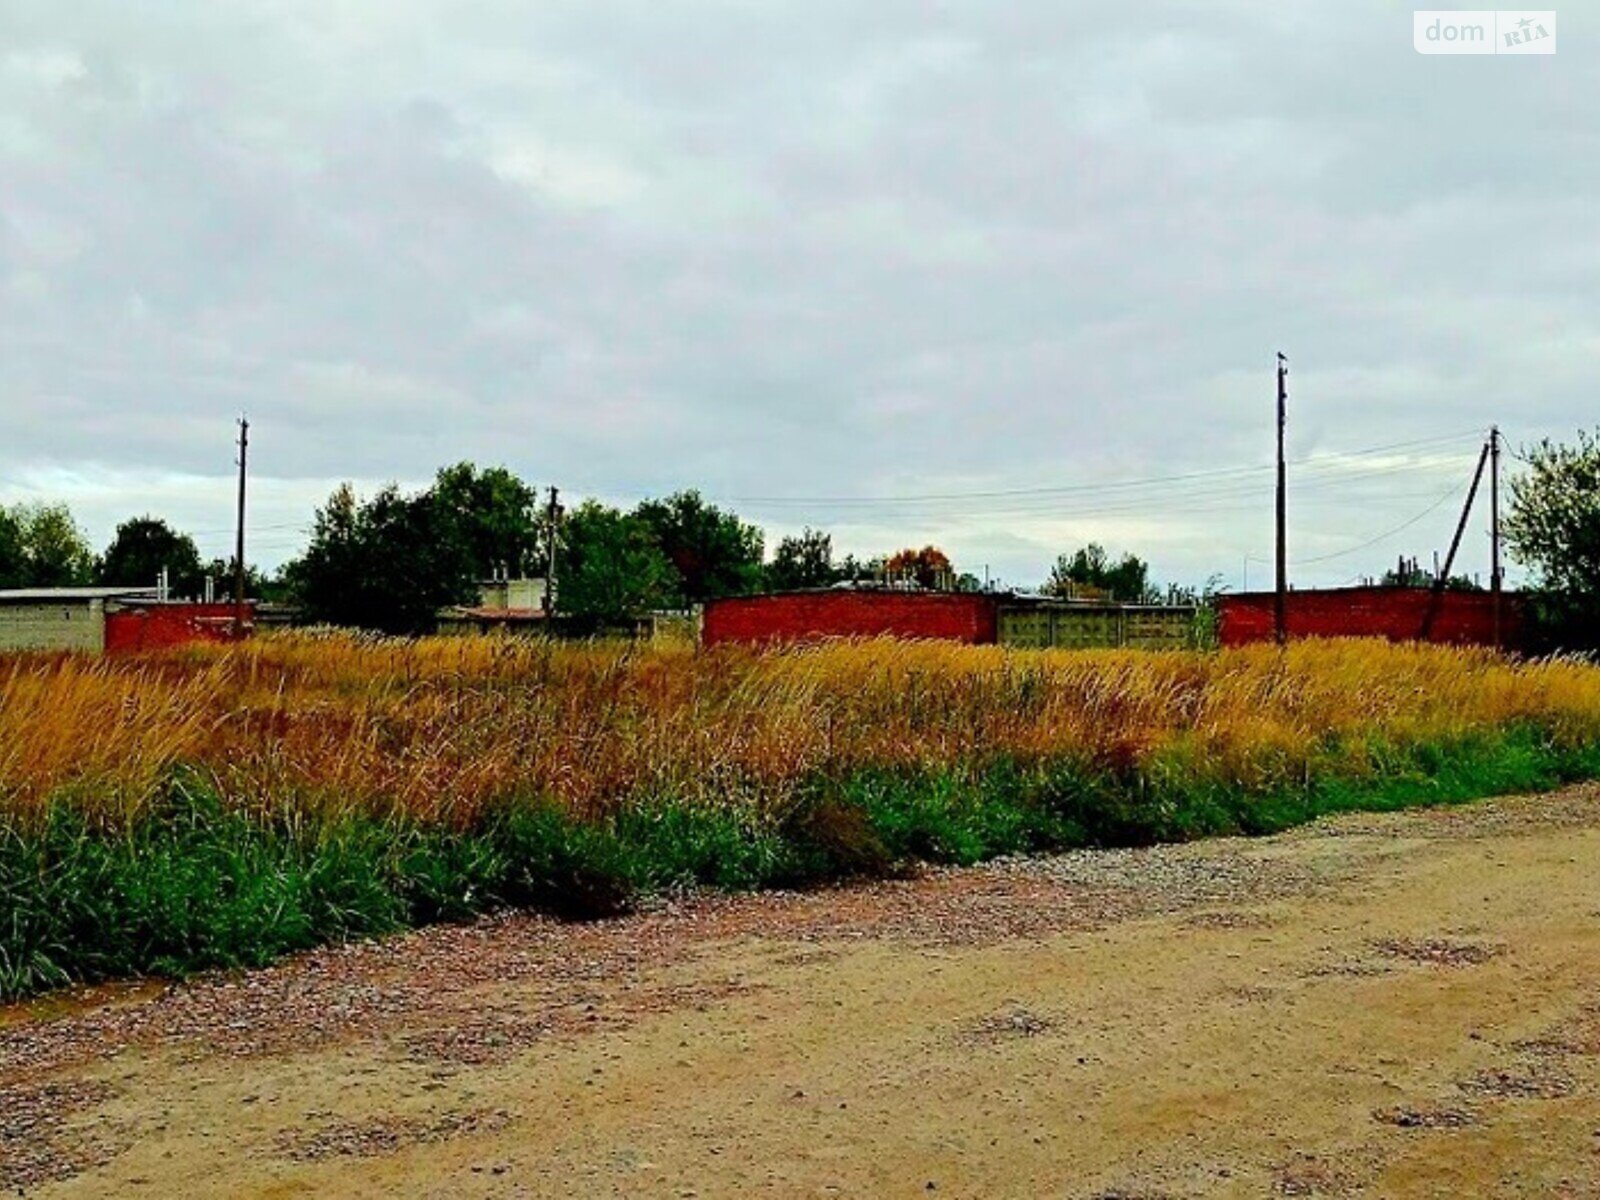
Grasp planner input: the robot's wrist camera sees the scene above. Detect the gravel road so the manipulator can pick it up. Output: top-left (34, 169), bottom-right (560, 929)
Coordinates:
top-left (5, 785), bottom-right (1600, 1197)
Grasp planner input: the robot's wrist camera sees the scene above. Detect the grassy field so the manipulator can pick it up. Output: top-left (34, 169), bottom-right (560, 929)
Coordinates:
top-left (4, 633), bottom-right (1600, 1000)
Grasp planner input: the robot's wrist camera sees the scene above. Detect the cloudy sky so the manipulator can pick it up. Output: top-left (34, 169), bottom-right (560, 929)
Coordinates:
top-left (0, 2), bottom-right (1592, 589)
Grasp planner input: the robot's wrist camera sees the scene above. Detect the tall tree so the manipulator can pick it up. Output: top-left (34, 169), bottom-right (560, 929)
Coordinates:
top-left (767, 528), bottom-right (836, 590)
top-left (1045, 543), bottom-right (1153, 602)
top-left (100, 516), bottom-right (205, 596)
top-left (1506, 431), bottom-right (1600, 598)
top-left (632, 490), bottom-right (763, 603)
top-left (0, 508), bottom-right (25, 589)
top-left (360, 484), bottom-right (477, 631)
top-left (6, 503), bottom-right (94, 587)
top-left (284, 482), bottom-right (475, 633)
top-left (432, 463), bottom-right (544, 579)
top-left (559, 502), bottom-right (678, 626)
top-left (283, 483), bottom-right (361, 625)
top-left (1505, 430), bottom-right (1600, 647)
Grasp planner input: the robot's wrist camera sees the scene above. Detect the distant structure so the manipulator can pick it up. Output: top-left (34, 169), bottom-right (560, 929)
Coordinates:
top-left (0, 587), bottom-right (252, 656)
top-left (702, 589), bottom-right (1197, 650)
top-left (437, 577), bottom-right (692, 641)
top-left (479, 577), bottom-right (548, 612)
top-left (437, 577), bottom-right (549, 635)
top-left (1216, 586), bottom-right (1522, 648)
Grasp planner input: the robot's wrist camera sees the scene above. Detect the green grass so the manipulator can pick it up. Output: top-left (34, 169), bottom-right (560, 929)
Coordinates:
top-left (3, 723), bottom-right (1598, 1002)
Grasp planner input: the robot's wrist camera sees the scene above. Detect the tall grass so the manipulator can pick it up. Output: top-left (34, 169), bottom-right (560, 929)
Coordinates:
top-left (3, 634), bottom-right (1600, 999)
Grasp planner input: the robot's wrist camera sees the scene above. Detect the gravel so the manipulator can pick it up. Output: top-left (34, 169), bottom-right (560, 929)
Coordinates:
top-left (275, 1108), bottom-right (514, 1162)
top-left (3, 782), bottom-right (1597, 1192)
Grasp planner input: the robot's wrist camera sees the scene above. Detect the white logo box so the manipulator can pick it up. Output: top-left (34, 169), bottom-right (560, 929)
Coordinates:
top-left (1414, 10), bottom-right (1556, 53)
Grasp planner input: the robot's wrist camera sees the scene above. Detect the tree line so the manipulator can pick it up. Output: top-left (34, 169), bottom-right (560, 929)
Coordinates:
top-left (0, 503), bottom-right (255, 598)
top-left (9, 426), bottom-right (1598, 643)
top-left (281, 465), bottom-right (1181, 633)
top-left (283, 466), bottom-right (775, 633)
top-left (0, 463), bottom-right (1183, 634)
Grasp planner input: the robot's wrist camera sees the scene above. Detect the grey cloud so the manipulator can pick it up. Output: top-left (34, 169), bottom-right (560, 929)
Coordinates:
top-left (0, 2), bottom-right (1593, 588)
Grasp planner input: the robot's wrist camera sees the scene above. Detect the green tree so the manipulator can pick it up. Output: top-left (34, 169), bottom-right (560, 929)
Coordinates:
top-left (632, 491), bottom-right (763, 603)
top-left (767, 528), bottom-right (835, 591)
top-left (282, 483), bottom-right (361, 624)
top-left (1506, 431), bottom-right (1600, 597)
top-left (7, 503), bottom-right (94, 587)
top-left (285, 465), bottom-right (548, 634)
top-left (559, 502), bottom-right (678, 626)
top-left (432, 462), bottom-right (544, 579)
top-left (362, 485), bottom-right (477, 631)
top-left (100, 516), bottom-right (205, 596)
top-left (0, 507), bottom-right (25, 588)
top-left (1045, 543), bottom-right (1153, 602)
top-left (1505, 430), bottom-right (1600, 647)
top-left (284, 482), bottom-right (475, 634)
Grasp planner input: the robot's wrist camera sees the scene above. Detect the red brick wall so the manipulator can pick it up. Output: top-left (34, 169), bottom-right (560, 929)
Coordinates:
top-left (104, 603), bottom-right (252, 655)
top-left (1216, 588), bottom-right (1521, 648)
top-left (702, 592), bottom-right (1000, 647)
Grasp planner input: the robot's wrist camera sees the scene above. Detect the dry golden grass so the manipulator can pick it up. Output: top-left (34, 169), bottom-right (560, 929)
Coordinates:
top-left (2, 633), bottom-right (1599, 827)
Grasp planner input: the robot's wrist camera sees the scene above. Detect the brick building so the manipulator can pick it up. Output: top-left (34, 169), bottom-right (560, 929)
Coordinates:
top-left (1215, 586), bottom-right (1520, 648)
top-left (0, 587), bottom-right (250, 656)
top-left (701, 589), bottom-right (1196, 650)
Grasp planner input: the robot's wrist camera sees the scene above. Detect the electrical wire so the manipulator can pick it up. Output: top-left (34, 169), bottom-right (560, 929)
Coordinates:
top-left (775, 454), bottom-right (1480, 524)
top-left (712, 430), bottom-right (1484, 507)
top-left (1289, 482), bottom-right (1468, 567)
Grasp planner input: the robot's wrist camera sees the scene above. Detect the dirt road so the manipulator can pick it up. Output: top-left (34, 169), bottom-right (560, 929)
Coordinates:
top-left (6, 787), bottom-right (1600, 1198)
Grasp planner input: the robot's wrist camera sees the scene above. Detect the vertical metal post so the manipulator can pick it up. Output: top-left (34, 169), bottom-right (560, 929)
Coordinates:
top-left (543, 486), bottom-right (561, 619)
top-left (1490, 425), bottom-right (1502, 648)
top-left (1275, 354), bottom-right (1289, 645)
top-left (234, 417), bottom-right (249, 635)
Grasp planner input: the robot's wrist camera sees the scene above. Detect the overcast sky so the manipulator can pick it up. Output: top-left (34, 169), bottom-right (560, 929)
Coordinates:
top-left (0, 2), bottom-right (1592, 589)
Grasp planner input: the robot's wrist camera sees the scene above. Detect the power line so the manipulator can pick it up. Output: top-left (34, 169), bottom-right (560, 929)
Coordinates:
top-left (713, 430), bottom-right (1482, 507)
top-left (188, 521), bottom-right (311, 537)
top-left (206, 451), bottom-right (1470, 541)
top-left (765, 455), bottom-right (1480, 523)
top-left (1289, 481), bottom-right (1467, 567)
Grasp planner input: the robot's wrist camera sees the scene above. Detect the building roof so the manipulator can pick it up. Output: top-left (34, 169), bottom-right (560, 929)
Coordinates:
top-left (0, 586), bottom-right (160, 602)
top-left (441, 606), bottom-right (549, 622)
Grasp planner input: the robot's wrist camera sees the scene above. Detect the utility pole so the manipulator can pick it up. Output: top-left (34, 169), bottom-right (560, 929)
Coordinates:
top-left (1275, 353), bottom-right (1289, 645)
top-left (1420, 436), bottom-right (1490, 640)
top-left (543, 486), bottom-right (561, 619)
top-left (1490, 424), bottom-right (1502, 648)
top-left (234, 417), bottom-right (249, 635)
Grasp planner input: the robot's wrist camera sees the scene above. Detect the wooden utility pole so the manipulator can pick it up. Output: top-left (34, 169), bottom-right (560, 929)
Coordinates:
top-left (543, 486), bottom-right (561, 619)
top-left (1420, 437), bottom-right (1490, 639)
top-left (1275, 353), bottom-right (1289, 645)
top-left (234, 417), bottom-right (249, 634)
top-left (1490, 424), bottom-right (1502, 648)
